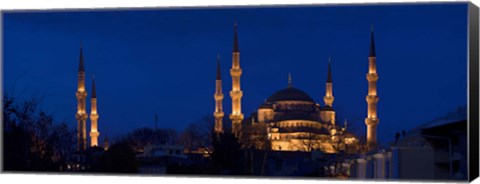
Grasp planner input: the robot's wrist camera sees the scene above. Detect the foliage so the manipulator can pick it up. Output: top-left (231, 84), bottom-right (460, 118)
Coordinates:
top-left (210, 132), bottom-right (245, 175)
top-left (3, 95), bottom-right (76, 171)
top-left (178, 115), bottom-right (213, 152)
top-left (99, 141), bottom-right (138, 173)
top-left (119, 127), bottom-right (178, 153)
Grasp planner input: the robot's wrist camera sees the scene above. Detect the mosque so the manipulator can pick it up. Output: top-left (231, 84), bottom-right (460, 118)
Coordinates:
top-left (213, 23), bottom-right (380, 153)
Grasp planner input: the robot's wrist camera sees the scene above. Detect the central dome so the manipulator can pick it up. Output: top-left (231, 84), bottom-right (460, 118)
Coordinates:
top-left (266, 87), bottom-right (314, 103)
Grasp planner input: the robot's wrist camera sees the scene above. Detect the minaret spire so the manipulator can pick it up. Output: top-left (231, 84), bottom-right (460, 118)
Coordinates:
top-left (229, 21), bottom-right (244, 137)
top-left (91, 74), bottom-right (96, 98)
top-left (216, 54), bottom-right (222, 80)
top-left (75, 44), bottom-right (88, 151)
top-left (233, 21), bottom-right (239, 52)
top-left (365, 26), bottom-right (380, 147)
top-left (369, 25), bottom-right (376, 57)
top-left (214, 54), bottom-right (224, 134)
top-left (79, 43), bottom-right (85, 72)
top-left (89, 74), bottom-right (100, 147)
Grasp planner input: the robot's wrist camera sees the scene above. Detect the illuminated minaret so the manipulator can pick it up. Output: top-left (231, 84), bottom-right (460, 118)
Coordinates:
top-left (323, 57), bottom-right (336, 125)
top-left (214, 54), bottom-right (224, 134)
top-left (324, 57), bottom-right (334, 107)
top-left (365, 26), bottom-right (380, 146)
top-left (75, 45), bottom-right (88, 151)
top-left (89, 75), bottom-right (100, 147)
top-left (229, 21), bottom-right (244, 137)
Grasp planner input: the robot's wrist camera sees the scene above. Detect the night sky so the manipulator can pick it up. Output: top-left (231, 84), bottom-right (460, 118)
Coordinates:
top-left (3, 3), bottom-right (468, 144)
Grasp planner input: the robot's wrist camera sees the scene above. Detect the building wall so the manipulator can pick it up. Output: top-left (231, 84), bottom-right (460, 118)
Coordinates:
top-left (391, 146), bottom-right (435, 179)
top-left (346, 151), bottom-right (392, 179)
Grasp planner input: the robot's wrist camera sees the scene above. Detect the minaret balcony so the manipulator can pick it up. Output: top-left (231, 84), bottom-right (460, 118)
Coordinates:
top-left (89, 114), bottom-right (99, 120)
top-left (230, 68), bottom-right (242, 77)
top-left (75, 113), bottom-right (88, 120)
top-left (365, 95), bottom-right (379, 103)
top-left (229, 91), bottom-right (243, 98)
top-left (324, 96), bottom-right (334, 104)
top-left (365, 117), bottom-right (379, 126)
top-left (89, 131), bottom-right (100, 137)
top-left (214, 111), bottom-right (224, 117)
top-left (366, 73), bottom-right (379, 81)
top-left (229, 114), bottom-right (244, 121)
top-left (76, 91), bottom-right (87, 98)
top-left (214, 94), bottom-right (224, 100)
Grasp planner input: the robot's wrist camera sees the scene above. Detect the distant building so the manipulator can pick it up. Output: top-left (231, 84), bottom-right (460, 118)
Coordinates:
top-left (336, 118), bottom-right (467, 181)
top-left (234, 149), bottom-right (329, 176)
top-left (138, 144), bottom-right (187, 159)
top-left (136, 144), bottom-right (190, 174)
top-left (343, 150), bottom-right (393, 179)
top-left (63, 147), bottom-right (105, 172)
top-left (390, 118), bottom-right (467, 180)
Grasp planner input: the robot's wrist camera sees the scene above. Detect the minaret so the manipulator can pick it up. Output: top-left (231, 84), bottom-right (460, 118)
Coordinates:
top-left (324, 57), bottom-right (334, 107)
top-left (365, 26), bottom-right (380, 146)
top-left (229, 21), bottom-right (244, 137)
top-left (214, 54), bottom-right (224, 134)
top-left (89, 75), bottom-right (100, 147)
top-left (75, 44), bottom-right (88, 151)
top-left (323, 57), bottom-right (336, 125)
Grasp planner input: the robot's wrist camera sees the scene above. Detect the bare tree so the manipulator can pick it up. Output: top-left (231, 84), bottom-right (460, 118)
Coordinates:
top-left (178, 115), bottom-right (214, 152)
top-left (3, 94), bottom-right (76, 171)
top-left (120, 127), bottom-right (178, 153)
top-left (300, 132), bottom-right (320, 152)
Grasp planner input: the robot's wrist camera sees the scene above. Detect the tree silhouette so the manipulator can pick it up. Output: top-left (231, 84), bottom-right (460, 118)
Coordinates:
top-left (300, 131), bottom-right (322, 152)
top-left (120, 127), bottom-right (178, 153)
top-left (3, 94), bottom-right (76, 171)
top-left (210, 132), bottom-right (245, 175)
top-left (178, 115), bottom-right (214, 152)
top-left (100, 142), bottom-right (137, 173)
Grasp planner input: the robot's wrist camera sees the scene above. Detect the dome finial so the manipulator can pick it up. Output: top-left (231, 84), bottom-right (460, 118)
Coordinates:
top-left (327, 57), bottom-right (332, 83)
top-left (288, 72), bottom-right (292, 87)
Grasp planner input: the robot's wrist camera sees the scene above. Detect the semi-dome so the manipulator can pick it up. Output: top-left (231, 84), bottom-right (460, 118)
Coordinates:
top-left (266, 87), bottom-right (314, 103)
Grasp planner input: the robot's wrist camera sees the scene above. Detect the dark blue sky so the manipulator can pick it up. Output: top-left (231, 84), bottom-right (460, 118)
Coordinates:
top-left (3, 3), bottom-right (468, 144)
